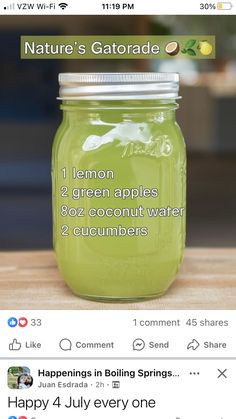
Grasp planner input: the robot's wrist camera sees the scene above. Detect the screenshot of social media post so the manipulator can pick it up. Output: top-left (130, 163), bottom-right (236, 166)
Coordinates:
top-left (0, 10), bottom-right (235, 309)
top-left (0, 10), bottom-right (236, 310)
top-left (0, 1), bottom-right (236, 418)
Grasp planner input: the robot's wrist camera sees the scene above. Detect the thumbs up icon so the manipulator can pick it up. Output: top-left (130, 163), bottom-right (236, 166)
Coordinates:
top-left (9, 339), bottom-right (21, 351)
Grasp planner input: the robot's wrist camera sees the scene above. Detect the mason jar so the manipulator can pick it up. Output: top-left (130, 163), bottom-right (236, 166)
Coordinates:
top-left (52, 73), bottom-right (186, 301)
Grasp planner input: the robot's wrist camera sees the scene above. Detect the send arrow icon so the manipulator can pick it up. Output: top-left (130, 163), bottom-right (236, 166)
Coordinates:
top-left (187, 339), bottom-right (200, 350)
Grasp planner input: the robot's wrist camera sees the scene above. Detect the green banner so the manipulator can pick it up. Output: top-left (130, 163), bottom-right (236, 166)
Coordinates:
top-left (21, 35), bottom-right (215, 59)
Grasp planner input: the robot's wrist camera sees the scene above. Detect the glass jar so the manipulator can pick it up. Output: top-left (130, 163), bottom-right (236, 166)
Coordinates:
top-left (52, 73), bottom-right (186, 301)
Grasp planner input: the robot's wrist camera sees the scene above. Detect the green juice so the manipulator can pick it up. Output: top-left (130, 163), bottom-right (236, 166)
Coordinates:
top-left (52, 94), bottom-right (186, 301)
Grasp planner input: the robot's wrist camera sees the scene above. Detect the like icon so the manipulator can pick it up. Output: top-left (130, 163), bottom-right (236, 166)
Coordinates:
top-left (9, 339), bottom-right (21, 351)
top-left (8, 317), bottom-right (18, 328)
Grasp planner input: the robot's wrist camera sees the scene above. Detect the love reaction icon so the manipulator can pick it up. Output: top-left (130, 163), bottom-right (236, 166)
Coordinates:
top-left (18, 317), bottom-right (28, 328)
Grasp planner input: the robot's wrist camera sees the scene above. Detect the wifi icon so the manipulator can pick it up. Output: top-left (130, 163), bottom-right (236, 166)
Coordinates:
top-left (59, 2), bottom-right (68, 9)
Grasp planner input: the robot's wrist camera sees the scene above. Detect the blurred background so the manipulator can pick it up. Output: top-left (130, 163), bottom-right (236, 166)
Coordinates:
top-left (0, 15), bottom-right (235, 249)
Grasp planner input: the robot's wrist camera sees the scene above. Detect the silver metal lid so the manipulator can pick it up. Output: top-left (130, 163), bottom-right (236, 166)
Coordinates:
top-left (58, 72), bottom-right (179, 100)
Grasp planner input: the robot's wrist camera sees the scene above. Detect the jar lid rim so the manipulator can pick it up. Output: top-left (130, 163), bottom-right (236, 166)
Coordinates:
top-left (59, 72), bottom-right (179, 84)
top-left (58, 72), bottom-right (179, 100)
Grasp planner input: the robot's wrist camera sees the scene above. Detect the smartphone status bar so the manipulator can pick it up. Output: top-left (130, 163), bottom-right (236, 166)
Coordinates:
top-left (0, 0), bottom-right (235, 15)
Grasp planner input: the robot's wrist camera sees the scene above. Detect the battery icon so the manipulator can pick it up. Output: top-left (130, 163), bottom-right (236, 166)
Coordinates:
top-left (217, 2), bottom-right (233, 9)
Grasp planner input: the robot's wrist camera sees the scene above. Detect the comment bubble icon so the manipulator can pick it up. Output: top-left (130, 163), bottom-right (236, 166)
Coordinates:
top-left (59, 338), bottom-right (72, 351)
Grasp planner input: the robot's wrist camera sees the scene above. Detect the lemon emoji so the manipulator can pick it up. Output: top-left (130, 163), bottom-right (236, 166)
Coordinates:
top-left (199, 41), bottom-right (213, 56)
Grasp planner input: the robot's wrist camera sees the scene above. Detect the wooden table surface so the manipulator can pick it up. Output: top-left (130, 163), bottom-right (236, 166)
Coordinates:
top-left (0, 248), bottom-right (235, 309)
